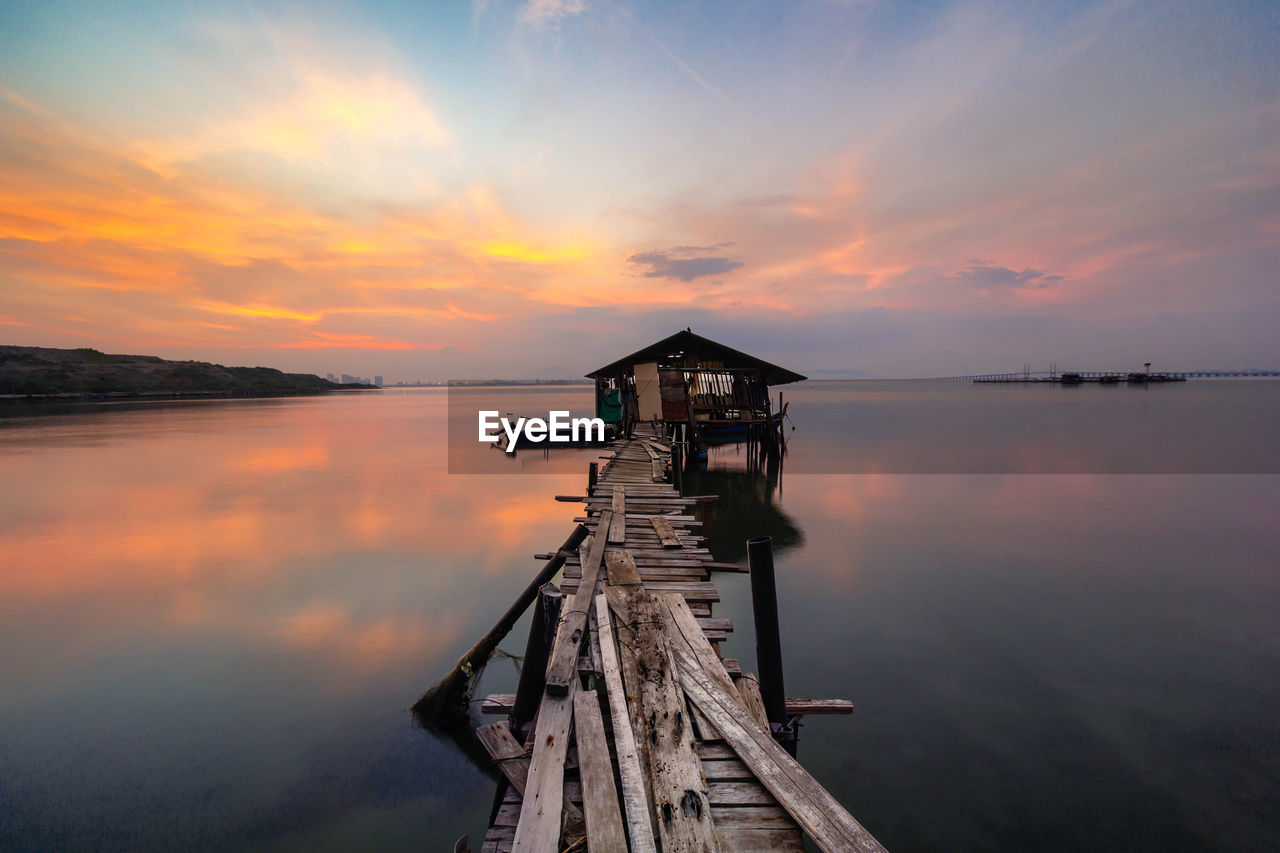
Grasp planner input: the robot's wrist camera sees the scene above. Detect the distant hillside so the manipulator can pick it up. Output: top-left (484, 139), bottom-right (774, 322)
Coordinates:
top-left (0, 346), bottom-right (363, 397)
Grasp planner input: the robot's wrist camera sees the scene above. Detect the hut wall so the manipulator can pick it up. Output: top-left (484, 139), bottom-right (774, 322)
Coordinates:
top-left (634, 361), bottom-right (663, 421)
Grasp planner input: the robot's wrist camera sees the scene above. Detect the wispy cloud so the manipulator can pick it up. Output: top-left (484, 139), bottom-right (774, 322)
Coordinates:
top-left (953, 262), bottom-right (1065, 289)
top-left (628, 244), bottom-right (743, 282)
top-left (520, 0), bottom-right (586, 26)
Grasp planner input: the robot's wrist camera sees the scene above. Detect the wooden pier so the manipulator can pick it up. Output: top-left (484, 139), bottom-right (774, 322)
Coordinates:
top-left (474, 424), bottom-right (886, 853)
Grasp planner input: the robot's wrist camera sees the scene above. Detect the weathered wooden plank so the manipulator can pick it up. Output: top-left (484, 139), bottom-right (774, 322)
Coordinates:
top-left (564, 564), bottom-right (705, 582)
top-left (561, 580), bottom-right (720, 602)
top-left (699, 758), bottom-right (755, 781)
top-left (573, 690), bottom-right (629, 852)
top-left (510, 677), bottom-right (579, 852)
top-left (609, 488), bottom-right (627, 544)
top-left (594, 594), bottom-right (658, 853)
top-left (686, 694), bottom-right (721, 742)
top-left (576, 514), bottom-right (701, 525)
top-left (650, 515), bottom-right (683, 549)
top-left (712, 827), bottom-right (804, 853)
top-left (483, 692), bottom-right (853, 720)
top-left (490, 780), bottom-right (781, 810)
top-left (475, 723), bottom-right (585, 843)
top-left (733, 674), bottom-right (770, 731)
top-left (545, 517), bottom-right (610, 695)
top-left (782, 698), bottom-right (854, 715)
top-left (651, 458), bottom-right (665, 482)
top-left (603, 588), bottom-right (656, 831)
top-left (622, 589), bottom-right (718, 853)
top-left (659, 594), bottom-right (887, 853)
top-left (605, 549), bottom-right (643, 587)
top-left (587, 604), bottom-right (604, 678)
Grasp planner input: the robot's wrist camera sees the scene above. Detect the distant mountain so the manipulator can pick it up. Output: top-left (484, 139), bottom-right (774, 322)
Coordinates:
top-left (0, 346), bottom-right (364, 397)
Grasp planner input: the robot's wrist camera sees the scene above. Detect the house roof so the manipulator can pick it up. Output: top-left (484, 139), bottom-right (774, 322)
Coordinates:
top-left (586, 330), bottom-right (806, 386)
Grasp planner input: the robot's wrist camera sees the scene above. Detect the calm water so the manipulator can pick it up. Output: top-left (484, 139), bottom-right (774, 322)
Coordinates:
top-left (1, 383), bottom-right (1277, 851)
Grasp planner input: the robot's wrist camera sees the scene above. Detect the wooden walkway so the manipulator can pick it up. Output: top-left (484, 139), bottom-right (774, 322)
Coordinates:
top-left (477, 425), bottom-right (887, 852)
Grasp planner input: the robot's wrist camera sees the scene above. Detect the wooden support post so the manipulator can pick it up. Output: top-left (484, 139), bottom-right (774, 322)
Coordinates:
top-left (588, 461), bottom-right (598, 493)
top-left (413, 524), bottom-right (589, 722)
top-left (747, 536), bottom-right (787, 729)
top-left (510, 584), bottom-right (563, 732)
top-left (672, 443), bottom-right (683, 494)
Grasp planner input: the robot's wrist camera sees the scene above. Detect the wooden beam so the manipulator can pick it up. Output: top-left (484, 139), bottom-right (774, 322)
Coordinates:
top-left (573, 690), bottom-right (629, 852)
top-left (510, 676), bottom-right (578, 852)
top-left (659, 594), bottom-right (888, 853)
top-left (482, 694), bottom-right (843, 719)
top-left (544, 517), bottom-right (610, 695)
top-left (604, 588), bottom-right (657, 825)
top-left (594, 594), bottom-right (658, 853)
top-left (622, 588), bottom-right (719, 853)
top-left (475, 723), bottom-right (585, 846)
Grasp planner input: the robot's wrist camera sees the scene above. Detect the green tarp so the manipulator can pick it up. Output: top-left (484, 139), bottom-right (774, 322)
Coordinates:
top-left (597, 388), bottom-right (623, 424)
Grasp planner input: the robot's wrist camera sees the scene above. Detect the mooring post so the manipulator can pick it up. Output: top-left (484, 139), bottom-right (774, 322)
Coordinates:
top-left (672, 444), bottom-right (683, 494)
top-left (588, 461), bottom-right (598, 493)
top-left (510, 584), bottom-right (564, 733)
top-left (747, 536), bottom-right (787, 728)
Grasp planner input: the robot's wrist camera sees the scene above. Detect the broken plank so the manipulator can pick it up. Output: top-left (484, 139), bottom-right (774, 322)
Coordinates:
top-left (475, 723), bottom-right (585, 845)
top-left (733, 674), bottom-right (770, 732)
top-left (650, 515), bottom-right (683, 549)
top-left (594, 595), bottom-right (658, 853)
top-left (605, 549), bottom-right (642, 587)
top-left (510, 679), bottom-right (578, 852)
top-left (573, 690), bottom-right (628, 852)
top-left (660, 594), bottom-right (887, 853)
top-left (609, 488), bottom-right (627, 544)
top-left (544, 517), bottom-right (610, 695)
top-left (622, 588), bottom-right (718, 853)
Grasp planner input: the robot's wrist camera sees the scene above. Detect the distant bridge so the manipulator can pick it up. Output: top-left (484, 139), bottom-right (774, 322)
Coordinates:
top-left (933, 369), bottom-right (1280, 381)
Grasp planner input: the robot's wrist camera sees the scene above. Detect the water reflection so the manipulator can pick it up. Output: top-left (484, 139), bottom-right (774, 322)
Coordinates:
top-left (1, 388), bottom-right (1276, 852)
top-left (682, 448), bottom-right (804, 564)
top-left (0, 392), bottom-right (582, 852)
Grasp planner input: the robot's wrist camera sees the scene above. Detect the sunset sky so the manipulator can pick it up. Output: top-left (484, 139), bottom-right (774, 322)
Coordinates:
top-left (1, 0), bottom-right (1276, 379)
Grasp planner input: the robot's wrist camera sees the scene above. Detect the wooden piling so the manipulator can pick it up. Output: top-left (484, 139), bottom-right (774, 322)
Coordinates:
top-left (672, 443), bottom-right (683, 494)
top-left (747, 536), bottom-right (787, 729)
top-left (588, 461), bottom-right (598, 492)
top-left (509, 584), bottom-right (563, 732)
